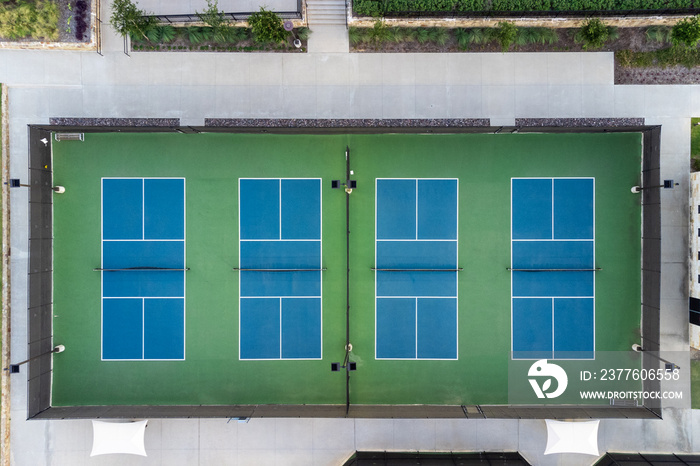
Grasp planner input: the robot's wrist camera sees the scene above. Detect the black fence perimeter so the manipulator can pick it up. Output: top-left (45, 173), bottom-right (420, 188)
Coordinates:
top-left (356, 6), bottom-right (700, 18)
top-left (26, 121), bottom-right (661, 420)
top-left (148, 4), bottom-right (303, 23)
top-left (27, 126), bottom-right (54, 418)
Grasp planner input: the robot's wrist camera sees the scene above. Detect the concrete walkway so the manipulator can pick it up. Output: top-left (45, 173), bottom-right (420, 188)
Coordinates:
top-left (2, 1), bottom-right (698, 465)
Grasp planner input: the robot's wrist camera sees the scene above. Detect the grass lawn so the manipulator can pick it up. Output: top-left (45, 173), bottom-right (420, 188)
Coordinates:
top-left (693, 360), bottom-right (700, 409)
top-left (691, 118), bottom-right (700, 171)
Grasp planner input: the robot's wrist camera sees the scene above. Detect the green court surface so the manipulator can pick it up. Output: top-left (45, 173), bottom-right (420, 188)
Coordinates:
top-left (51, 132), bottom-right (642, 407)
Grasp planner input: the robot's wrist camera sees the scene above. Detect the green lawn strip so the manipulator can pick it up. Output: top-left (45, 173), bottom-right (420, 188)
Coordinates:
top-left (0, 1), bottom-right (59, 41)
top-left (692, 118), bottom-right (700, 171)
top-left (617, 46), bottom-right (700, 70)
top-left (692, 360), bottom-right (700, 408)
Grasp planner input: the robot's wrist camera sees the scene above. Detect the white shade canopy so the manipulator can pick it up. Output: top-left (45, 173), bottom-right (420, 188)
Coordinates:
top-left (90, 420), bottom-right (148, 457)
top-left (544, 419), bottom-right (600, 456)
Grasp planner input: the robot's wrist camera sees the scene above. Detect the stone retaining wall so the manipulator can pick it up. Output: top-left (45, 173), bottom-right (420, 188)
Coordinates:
top-left (349, 12), bottom-right (694, 28)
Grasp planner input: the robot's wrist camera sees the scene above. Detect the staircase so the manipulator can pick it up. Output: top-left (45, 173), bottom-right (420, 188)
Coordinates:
top-left (305, 0), bottom-right (347, 27)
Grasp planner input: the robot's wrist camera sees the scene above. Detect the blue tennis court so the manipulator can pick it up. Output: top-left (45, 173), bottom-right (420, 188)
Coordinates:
top-left (511, 178), bottom-right (595, 360)
top-left (375, 179), bottom-right (458, 360)
top-left (238, 178), bottom-right (322, 360)
top-left (101, 178), bottom-right (186, 361)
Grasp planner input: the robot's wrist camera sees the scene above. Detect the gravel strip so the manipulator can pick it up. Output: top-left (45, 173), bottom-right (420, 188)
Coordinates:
top-left (205, 118), bottom-right (491, 127)
top-left (49, 118), bottom-right (180, 127)
top-left (515, 118), bottom-right (645, 127)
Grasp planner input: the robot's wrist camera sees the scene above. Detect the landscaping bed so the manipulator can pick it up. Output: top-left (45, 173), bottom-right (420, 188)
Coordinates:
top-left (60, 0), bottom-right (91, 43)
top-left (114, 2), bottom-right (309, 53)
top-left (130, 25), bottom-right (309, 52)
top-left (131, 26), bottom-right (309, 52)
top-left (0, 0), bottom-right (90, 43)
top-left (350, 23), bottom-right (700, 84)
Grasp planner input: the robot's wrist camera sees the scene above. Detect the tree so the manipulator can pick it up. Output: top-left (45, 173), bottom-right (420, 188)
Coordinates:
top-left (247, 7), bottom-right (288, 44)
top-left (197, 0), bottom-right (238, 43)
top-left (671, 16), bottom-right (700, 49)
top-left (197, 0), bottom-right (226, 30)
top-left (110, 0), bottom-right (156, 42)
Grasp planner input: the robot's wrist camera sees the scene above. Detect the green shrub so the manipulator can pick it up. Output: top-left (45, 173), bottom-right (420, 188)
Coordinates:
top-left (353, 0), bottom-right (486, 15)
top-left (671, 16), bottom-right (700, 48)
top-left (247, 7), bottom-right (288, 44)
top-left (353, 0), bottom-right (694, 14)
top-left (348, 26), bottom-right (364, 44)
top-left (551, 0), bottom-right (615, 9)
top-left (145, 23), bottom-right (161, 42)
top-left (453, 28), bottom-right (466, 48)
top-left (575, 18), bottom-right (617, 50)
top-left (367, 20), bottom-right (391, 44)
top-left (454, 27), bottom-right (483, 48)
top-left (537, 27), bottom-right (558, 44)
top-left (459, 27), bottom-right (487, 47)
top-left (197, 0), bottom-right (225, 29)
top-left (296, 26), bottom-right (311, 40)
top-left (516, 27), bottom-right (538, 45)
top-left (455, 0), bottom-right (485, 10)
top-left (197, 0), bottom-right (241, 44)
top-left (617, 0), bottom-right (640, 8)
top-left (403, 27), bottom-right (417, 41)
top-left (213, 25), bottom-right (248, 43)
top-left (428, 27), bottom-right (448, 45)
top-left (616, 49), bottom-right (633, 67)
top-left (646, 25), bottom-right (672, 44)
top-left (492, 21), bottom-right (518, 52)
top-left (416, 27), bottom-right (430, 44)
top-left (389, 26), bottom-right (406, 43)
top-left (352, 0), bottom-right (383, 16)
top-left (492, 0), bottom-right (551, 10)
top-left (640, 0), bottom-right (691, 7)
top-left (185, 26), bottom-right (213, 44)
top-left (157, 25), bottom-right (176, 42)
top-left (516, 27), bottom-right (558, 45)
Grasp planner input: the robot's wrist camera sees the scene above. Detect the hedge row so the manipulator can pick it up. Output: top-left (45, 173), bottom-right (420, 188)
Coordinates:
top-left (353, 0), bottom-right (695, 16)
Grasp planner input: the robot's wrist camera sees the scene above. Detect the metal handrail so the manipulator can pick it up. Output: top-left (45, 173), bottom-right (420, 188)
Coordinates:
top-left (95, 0), bottom-right (102, 55)
top-left (147, 11), bottom-right (303, 23)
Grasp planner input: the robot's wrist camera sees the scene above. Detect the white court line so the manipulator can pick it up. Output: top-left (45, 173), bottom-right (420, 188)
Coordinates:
top-left (510, 177), bottom-right (596, 361)
top-left (238, 178), bottom-right (322, 361)
top-left (100, 177), bottom-right (186, 362)
top-left (375, 178), bottom-right (459, 361)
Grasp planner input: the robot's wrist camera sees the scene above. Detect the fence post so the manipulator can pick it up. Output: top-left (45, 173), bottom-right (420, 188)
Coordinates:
top-left (123, 34), bottom-right (130, 56)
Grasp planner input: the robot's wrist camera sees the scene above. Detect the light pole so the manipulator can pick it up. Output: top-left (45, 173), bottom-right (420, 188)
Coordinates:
top-left (632, 344), bottom-right (680, 371)
top-left (7, 345), bottom-right (65, 373)
top-left (283, 21), bottom-right (302, 48)
top-left (631, 180), bottom-right (678, 193)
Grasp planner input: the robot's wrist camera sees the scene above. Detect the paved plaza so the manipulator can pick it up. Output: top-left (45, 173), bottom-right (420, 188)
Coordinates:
top-left (3, 1), bottom-right (700, 464)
